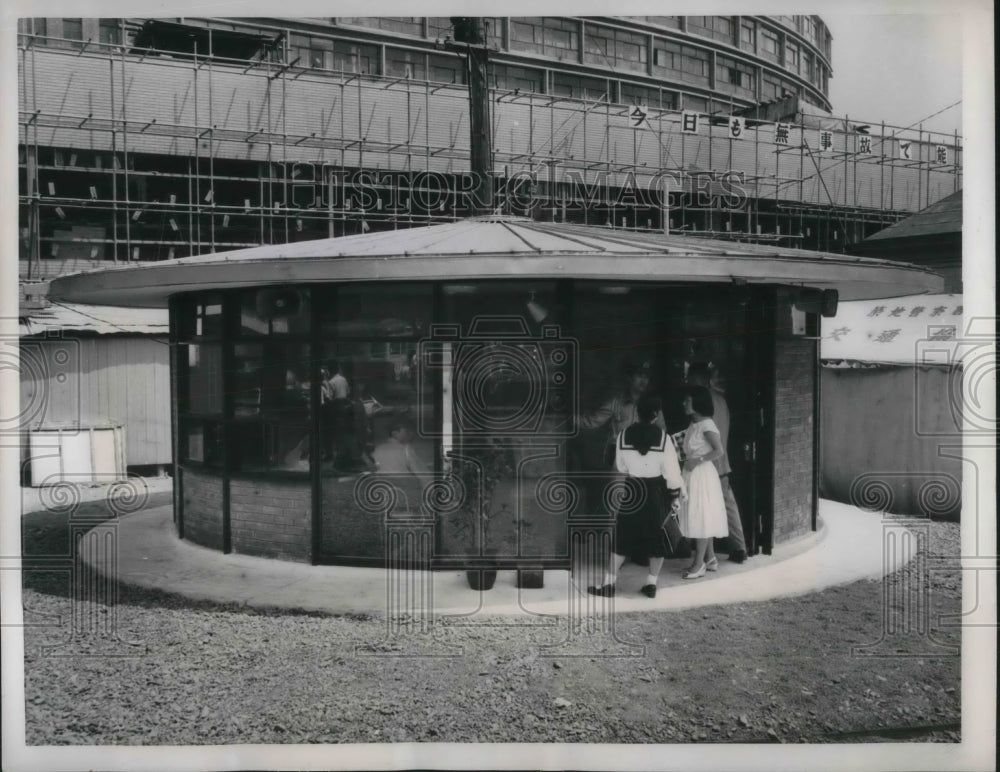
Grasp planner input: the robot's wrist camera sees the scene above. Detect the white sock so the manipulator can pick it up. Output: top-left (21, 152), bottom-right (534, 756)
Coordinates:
top-left (645, 574), bottom-right (658, 587)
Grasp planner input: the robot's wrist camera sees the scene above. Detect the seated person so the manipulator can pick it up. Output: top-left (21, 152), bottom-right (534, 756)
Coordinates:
top-left (371, 420), bottom-right (433, 512)
top-left (372, 421), bottom-right (432, 483)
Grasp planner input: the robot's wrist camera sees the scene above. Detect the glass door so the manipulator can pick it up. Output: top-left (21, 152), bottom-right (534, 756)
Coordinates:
top-left (436, 281), bottom-right (572, 565)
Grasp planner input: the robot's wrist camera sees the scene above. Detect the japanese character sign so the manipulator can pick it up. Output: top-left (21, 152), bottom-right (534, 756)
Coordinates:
top-left (935, 145), bottom-right (949, 164)
top-left (681, 111), bottom-right (700, 134)
top-left (873, 329), bottom-right (902, 343)
top-left (898, 140), bottom-right (913, 160)
top-left (819, 131), bottom-right (833, 152)
top-left (728, 116), bottom-right (745, 139)
top-left (857, 135), bottom-right (872, 155)
top-left (774, 123), bottom-right (790, 145)
top-left (629, 104), bottom-right (649, 129)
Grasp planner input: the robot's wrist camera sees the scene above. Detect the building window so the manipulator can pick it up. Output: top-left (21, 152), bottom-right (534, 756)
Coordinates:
top-left (583, 24), bottom-right (648, 73)
top-left (427, 53), bottom-right (463, 84)
top-left (619, 83), bottom-right (660, 108)
top-left (804, 51), bottom-right (818, 84)
top-left (98, 19), bottom-right (121, 46)
top-left (680, 47), bottom-right (711, 83)
top-left (339, 17), bottom-right (424, 37)
top-left (510, 17), bottom-right (579, 59)
top-left (760, 28), bottom-right (779, 61)
top-left (785, 40), bottom-right (800, 73)
top-left (801, 16), bottom-right (818, 44)
top-left (551, 72), bottom-right (608, 101)
top-left (62, 18), bottom-right (83, 46)
top-left (492, 63), bottom-right (544, 93)
top-left (641, 16), bottom-right (681, 30)
top-left (386, 48), bottom-right (426, 80)
top-left (740, 20), bottom-right (756, 50)
top-left (427, 17), bottom-right (503, 48)
top-left (716, 55), bottom-right (754, 94)
top-left (290, 34), bottom-right (329, 69)
top-left (686, 16), bottom-right (733, 44)
top-left (28, 18), bottom-right (48, 41)
top-left (652, 40), bottom-right (681, 72)
top-left (333, 40), bottom-right (378, 74)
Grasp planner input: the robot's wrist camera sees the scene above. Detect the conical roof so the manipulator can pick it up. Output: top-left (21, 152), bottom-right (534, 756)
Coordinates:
top-left (49, 216), bottom-right (943, 307)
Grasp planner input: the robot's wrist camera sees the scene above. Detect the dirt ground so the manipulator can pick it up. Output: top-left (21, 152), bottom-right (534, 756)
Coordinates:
top-left (19, 494), bottom-right (961, 745)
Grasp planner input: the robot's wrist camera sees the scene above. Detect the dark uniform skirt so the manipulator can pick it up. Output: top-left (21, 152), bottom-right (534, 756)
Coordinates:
top-left (614, 476), bottom-right (679, 560)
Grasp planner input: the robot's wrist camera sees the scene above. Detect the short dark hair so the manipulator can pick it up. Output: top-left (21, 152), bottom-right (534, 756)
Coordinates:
top-left (685, 385), bottom-right (715, 417)
top-left (687, 361), bottom-right (711, 384)
top-left (636, 394), bottom-right (662, 423)
top-left (624, 360), bottom-right (651, 377)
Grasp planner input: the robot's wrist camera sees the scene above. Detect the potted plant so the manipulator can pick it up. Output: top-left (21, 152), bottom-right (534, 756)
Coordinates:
top-left (444, 439), bottom-right (515, 591)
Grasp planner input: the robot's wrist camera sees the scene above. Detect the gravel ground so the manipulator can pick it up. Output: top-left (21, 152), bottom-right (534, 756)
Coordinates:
top-left (20, 494), bottom-right (962, 745)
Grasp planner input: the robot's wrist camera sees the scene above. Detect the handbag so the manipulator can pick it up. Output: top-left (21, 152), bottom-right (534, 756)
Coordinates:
top-left (661, 510), bottom-right (684, 555)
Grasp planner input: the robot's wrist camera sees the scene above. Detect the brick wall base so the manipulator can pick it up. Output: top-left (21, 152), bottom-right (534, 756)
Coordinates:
top-left (773, 336), bottom-right (816, 543)
top-left (229, 477), bottom-right (311, 562)
top-left (180, 467), bottom-right (224, 550)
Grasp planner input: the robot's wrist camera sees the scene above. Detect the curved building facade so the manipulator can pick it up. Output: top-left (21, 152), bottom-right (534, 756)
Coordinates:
top-left (18, 16), bottom-right (958, 278)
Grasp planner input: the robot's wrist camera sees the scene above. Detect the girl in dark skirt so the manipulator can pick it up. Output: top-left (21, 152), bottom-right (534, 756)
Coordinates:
top-left (587, 395), bottom-right (687, 599)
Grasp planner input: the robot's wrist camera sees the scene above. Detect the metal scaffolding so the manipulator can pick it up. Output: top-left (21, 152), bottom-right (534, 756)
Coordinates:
top-left (18, 32), bottom-right (963, 278)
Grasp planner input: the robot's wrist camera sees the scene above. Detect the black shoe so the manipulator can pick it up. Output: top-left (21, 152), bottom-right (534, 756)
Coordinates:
top-left (728, 550), bottom-right (747, 564)
top-left (640, 583), bottom-right (657, 598)
top-left (587, 584), bottom-right (616, 597)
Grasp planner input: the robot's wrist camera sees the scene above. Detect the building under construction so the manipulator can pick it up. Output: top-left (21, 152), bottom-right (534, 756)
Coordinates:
top-left (18, 16), bottom-right (962, 280)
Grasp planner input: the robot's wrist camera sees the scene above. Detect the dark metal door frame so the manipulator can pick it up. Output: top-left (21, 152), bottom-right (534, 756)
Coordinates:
top-left (746, 286), bottom-right (776, 556)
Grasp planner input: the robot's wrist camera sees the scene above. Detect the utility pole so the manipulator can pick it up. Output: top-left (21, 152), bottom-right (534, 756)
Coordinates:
top-left (450, 17), bottom-right (493, 214)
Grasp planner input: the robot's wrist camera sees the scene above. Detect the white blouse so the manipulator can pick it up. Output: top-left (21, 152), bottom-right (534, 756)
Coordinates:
top-left (614, 429), bottom-right (686, 492)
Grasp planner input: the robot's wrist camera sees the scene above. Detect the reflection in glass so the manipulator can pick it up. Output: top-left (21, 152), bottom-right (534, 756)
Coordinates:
top-left (179, 294), bottom-right (223, 340)
top-left (230, 342), bottom-right (312, 473)
top-left (240, 287), bottom-right (311, 336)
top-left (320, 284), bottom-right (431, 339)
top-left (182, 420), bottom-right (222, 467)
top-left (183, 343), bottom-right (223, 415)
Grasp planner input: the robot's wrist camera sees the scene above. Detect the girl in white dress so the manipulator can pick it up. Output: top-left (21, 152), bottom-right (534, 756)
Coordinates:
top-left (679, 385), bottom-right (728, 579)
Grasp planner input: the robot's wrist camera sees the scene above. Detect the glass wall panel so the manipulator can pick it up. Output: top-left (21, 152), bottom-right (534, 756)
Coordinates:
top-left (229, 342), bottom-right (312, 473)
top-left (318, 284), bottom-right (433, 561)
top-left (183, 343), bottom-right (223, 415)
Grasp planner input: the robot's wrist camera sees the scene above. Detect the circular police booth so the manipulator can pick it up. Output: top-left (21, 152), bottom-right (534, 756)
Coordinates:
top-left (49, 217), bottom-right (942, 567)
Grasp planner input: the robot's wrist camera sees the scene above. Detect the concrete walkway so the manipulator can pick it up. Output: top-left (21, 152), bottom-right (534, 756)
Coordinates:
top-left (75, 498), bottom-right (907, 616)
